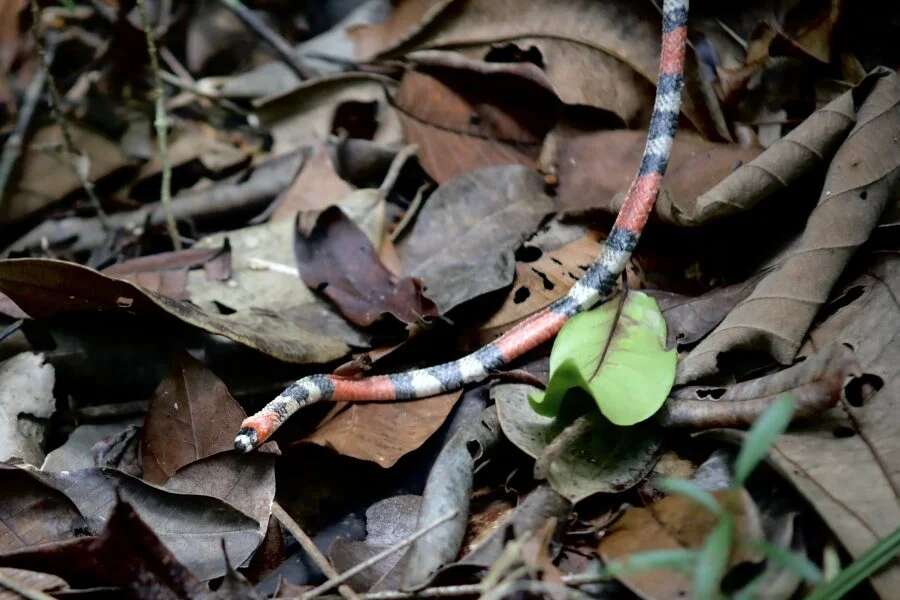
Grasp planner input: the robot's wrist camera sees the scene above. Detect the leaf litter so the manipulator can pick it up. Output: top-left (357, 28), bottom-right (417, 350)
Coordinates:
top-left (0, 1), bottom-right (898, 598)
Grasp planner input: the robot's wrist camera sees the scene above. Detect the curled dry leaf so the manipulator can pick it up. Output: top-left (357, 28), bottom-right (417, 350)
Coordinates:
top-left (397, 165), bottom-right (555, 314)
top-left (141, 352), bottom-right (248, 484)
top-left (679, 69), bottom-right (900, 382)
top-left (493, 384), bottom-right (660, 502)
top-left (349, 0), bottom-right (728, 139)
top-left (553, 130), bottom-right (761, 220)
top-left (393, 52), bottom-right (558, 183)
top-left (295, 206), bottom-right (438, 326)
top-left (402, 406), bottom-right (501, 591)
top-left (301, 389), bottom-right (461, 468)
top-left (598, 488), bottom-right (764, 600)
top-left (0, 258), bottom-right (353, 364)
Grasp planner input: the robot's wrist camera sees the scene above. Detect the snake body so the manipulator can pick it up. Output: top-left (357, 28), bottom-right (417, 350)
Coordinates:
top-left (234, 0), bottom-right (689, 453)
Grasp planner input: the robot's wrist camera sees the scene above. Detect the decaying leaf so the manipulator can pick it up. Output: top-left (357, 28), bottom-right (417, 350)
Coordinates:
top-left (0, 567), bottom-right (68, 599)
top-left (271, 143), bottom-right (354, 221)
top-left (679, 70), bottom-right (900, 382)
top-left (295, 206), bottom-right (438, 326)
top-left (397, 165), bottom-right (555, 313)
top-left (301, 389), bottom-right (461, 468)
top-left (0, 352), bottom-right (55, 466)
top-left (141, 352), bottom-right (248, 484)
top-left (494, 384), bottom-right (659, 502)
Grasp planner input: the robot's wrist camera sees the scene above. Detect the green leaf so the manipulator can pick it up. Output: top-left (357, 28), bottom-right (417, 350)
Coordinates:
top-left (693, 517), bottom-right (733, 600)
top-left (529, 291), bottom-right (676, 425)
top-left (733, 395), bottom-right (795, 485)
top-left (806, 526), bottom-right (900, 600)
top-left (657, 478), bottom-right (723, 516)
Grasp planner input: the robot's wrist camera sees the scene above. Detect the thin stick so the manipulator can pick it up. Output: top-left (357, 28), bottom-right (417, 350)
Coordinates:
top-left (136, 0), bottom-right (181, 250)
top-left (302, 510), bottom-right (460, 600)
top-left (271, 501), bottom-right (361, 600)
top-left (377, 144), bottom-right (418, 198)
top-left (218, 0), bottom-right (314, 80)
top-left (27, 0), bottom-right (109, 228)
top-left (0, 36), bottom-right (56, 208)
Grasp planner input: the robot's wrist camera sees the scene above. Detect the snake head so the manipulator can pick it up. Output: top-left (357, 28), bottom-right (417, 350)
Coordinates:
top-left (233, 427), bottom-right (258, 453)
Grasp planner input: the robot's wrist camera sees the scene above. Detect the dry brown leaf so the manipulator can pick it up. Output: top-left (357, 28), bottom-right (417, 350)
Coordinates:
top-left (761, 253), bottom-right (900, 596)
top-left (254, 73), bottom-right (402, 155)
top-left (393, 53), bottom-right (557, 183)
top-left (598, 489), bottom-right (764, 600)
top-left (272, 144), bottom-right (353, 221)
top-left (1, 124), bottom-right (130, 224)
top-left (350, 0), bottom-right (728, 139)
top-left (679, 69), bottom-right (900, 382)
top-left (0, 567), bottom-right (68, 599)
top-left (300, 390), bottom-right (461, 468)
top-left (141, 352), bottom-right (247, 484)
top-left (553, 130), bottom-right (760, 219)
top-left (0, 258), bottom-right (352, 364)
top-left (681, 70), bottom-right (884, 227)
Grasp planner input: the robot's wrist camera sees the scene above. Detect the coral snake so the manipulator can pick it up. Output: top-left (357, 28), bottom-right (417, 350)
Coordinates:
top-left (235, 0), bottom-right (689, 453)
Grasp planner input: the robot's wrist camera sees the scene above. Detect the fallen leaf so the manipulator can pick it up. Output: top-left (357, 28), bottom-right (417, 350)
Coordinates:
top-left (0, 258), bottom-right (354, 364)
top-left (42, 420), bottom-right (142, 473)
top-left (1, 124), bottom-right (131, 224)
top-left (393, 52), bottom-right (558, 183)
top-left (494, 384), bottom-right (660, 502)
top-left (295, 206), bottom-right (438, 326)
top-left (598, 488), bottom-right (764, 600)
top-left (0, 567), bottom-right (68, 599)
top-left (760, 253), bottom-right (900, 596)
top-left (531, 291), bottom-right (676, 426)
top-left (679, 69), bottom-right (900, 382)
top-left (553, 130), bottom-right (761, 220)
top-left (254, 73), bottom-right (402, 155)
top-left (350, 0), bottom-right (728, 139)
top-left (102, 242), bottom-right (231, 301)
top-left (0, 353), bottom-right (55, 466)
top-left (301, 389), bottom-right (461, 468)
top-left (0, 499), bottom-right (207, 596)
top-left (32, 466), bottom-right (264, 581)
top-left (141, 352), bottom-right (248, 484)
top-left (0, 464), bottom-right (87, 553)
top-left (397, 165), bottom-right (555, 314)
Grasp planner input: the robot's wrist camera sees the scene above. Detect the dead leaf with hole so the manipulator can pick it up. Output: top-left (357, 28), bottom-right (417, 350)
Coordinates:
top-left (553, 130), bottom-right (761, 220)
top-left (295, 206), bottom-right (438, 326)
top-left (392, 52), bottom-right (559, 183)
top-left (679, 69), bottom-right (900, 382)
top-left (1, 124), bottom-right (130, 223)
top-left (350, 0), bottom-right (728, 139)
top-left (397, 165), bottom-right (555, 314)
top-left (757, 252), bottom-right (900, 596)
top-left (141, 352), bottom-right (248, 484)
top-left (301, 389), bottom-right (461, 468)
top-left (254, 73), bottom-right (402, 155)
top-left (598, 488), bottom-right (764, 600)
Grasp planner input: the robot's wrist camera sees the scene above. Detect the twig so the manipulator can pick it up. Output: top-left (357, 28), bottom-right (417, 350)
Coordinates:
top-left (272, 501), bottom-right (361, 600)
top-left (136, 0), bottom-right (181, 250)
top-left (377, 144), bottom-right (418, 198)
top-left (27, 0), bottom-right (109, 228)
top-left (218, 0), bottom-right (314, 80)
top-left (0, 569), bottom-right (58, 600)
top-left (302, 510), bottom-right (460, 600)
top-left (0, 36), bottom-right (57, 208)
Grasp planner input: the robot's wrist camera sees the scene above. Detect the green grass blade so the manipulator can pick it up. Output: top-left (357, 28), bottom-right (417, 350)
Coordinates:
top-left (657, 477), bottom-right (723, 516)
top-left (806, 526), bottom-right (900, 600)
top-left (693, 517), bottom-right (733, 600)
top-left (753, 540), bottom-right (823, 583)
top-left (733, 395), bottom-right (794, 485)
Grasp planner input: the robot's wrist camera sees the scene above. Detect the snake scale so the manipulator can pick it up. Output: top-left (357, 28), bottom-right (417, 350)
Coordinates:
top-left (234, 0), bottom-right (689, 453)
